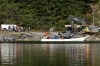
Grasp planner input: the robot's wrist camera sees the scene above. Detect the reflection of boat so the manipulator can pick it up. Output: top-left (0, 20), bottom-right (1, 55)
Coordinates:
top-left (41, 35), bottom-right (89, 42)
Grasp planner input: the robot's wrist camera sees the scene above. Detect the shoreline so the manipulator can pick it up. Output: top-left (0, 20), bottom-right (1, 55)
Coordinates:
top-left (0, 31), bottom-right (100, 41)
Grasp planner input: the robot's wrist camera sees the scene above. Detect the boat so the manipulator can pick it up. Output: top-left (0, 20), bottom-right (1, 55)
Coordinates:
top-left (41, 35), bottom-right (89, 42)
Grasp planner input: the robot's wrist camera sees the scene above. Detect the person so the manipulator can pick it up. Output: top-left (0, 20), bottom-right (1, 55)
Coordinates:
top-left (44, 32), bottom-right (49, 36)
top-left (16, 26), bottom-right (18, 32)
top-left (8, 25), bottom-right (11, 30)
top-left (21, 27), bottom-right (23, 32)
top-left (12, 26), bottom-right (15, 31)
top-left (43, 31), bottom-right (49, 39)
top-left (28, 26), bottom-right (30, 32)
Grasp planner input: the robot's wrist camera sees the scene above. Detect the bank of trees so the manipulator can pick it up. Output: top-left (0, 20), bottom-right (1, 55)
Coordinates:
top-left (0, 0), bottom-right (99, 31)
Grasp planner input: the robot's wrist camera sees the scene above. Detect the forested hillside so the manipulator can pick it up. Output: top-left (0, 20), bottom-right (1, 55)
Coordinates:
top-left (0, 0), bottom-right (99, 31)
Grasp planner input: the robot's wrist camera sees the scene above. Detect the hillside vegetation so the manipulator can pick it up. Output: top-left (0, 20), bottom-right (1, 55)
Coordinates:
top-left (0, 0), bottom-right (99, 31)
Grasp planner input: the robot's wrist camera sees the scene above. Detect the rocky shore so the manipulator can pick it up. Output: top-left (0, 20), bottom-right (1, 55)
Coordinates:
top-left (0, 31), bottom-right (100, 41)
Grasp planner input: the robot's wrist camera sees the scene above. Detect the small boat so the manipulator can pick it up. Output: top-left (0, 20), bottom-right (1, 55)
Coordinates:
top-left (41, 35), bottom-right (89, 42)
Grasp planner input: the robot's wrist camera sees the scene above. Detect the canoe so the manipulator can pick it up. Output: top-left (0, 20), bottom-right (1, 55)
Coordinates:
top-left (41, 35), bottom-right (89, 42)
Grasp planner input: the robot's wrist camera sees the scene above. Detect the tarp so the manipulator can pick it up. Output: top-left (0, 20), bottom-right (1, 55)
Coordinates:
top-left (68, 15), bottom-right (86, 25)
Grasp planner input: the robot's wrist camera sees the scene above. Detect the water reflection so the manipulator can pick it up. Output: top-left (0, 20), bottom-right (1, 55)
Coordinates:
top-left (0, 43), bottom-right (100, 66)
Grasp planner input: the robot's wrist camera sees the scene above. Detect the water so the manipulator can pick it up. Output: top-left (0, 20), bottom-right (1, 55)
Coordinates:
top-left (0, 43), bottom-right (100, 66)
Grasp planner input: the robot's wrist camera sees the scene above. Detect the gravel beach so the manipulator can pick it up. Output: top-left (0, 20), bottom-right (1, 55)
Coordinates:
top-left (0, 31), bottom-right (100, 41)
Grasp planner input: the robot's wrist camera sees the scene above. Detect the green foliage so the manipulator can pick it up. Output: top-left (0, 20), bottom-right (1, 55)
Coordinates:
top-left (0, 0), bottom-right (99, 31)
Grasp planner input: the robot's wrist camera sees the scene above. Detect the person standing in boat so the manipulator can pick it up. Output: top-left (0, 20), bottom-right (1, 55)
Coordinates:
top-left (44, 31), bottom-right (49, 39)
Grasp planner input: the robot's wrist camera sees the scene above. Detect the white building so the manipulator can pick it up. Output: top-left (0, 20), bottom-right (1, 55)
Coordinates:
top-left (1, 24), bottom-right (17, 31)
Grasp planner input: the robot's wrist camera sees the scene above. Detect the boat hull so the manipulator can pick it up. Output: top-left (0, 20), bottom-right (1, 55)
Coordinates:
top-left (41, 35), bottom-right (89, 42)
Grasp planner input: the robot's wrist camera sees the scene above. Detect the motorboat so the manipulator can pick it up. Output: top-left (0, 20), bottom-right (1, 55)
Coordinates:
top-left (41, 35), bottom-right (89, 42)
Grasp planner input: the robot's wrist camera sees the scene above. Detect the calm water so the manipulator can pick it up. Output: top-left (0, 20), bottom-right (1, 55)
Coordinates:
top-left (0, 43), bottom-right (100, 66)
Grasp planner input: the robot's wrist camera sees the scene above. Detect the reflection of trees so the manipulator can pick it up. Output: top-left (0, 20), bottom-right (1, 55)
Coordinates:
top-left (66, 44), bottom-right (87, 66)
top-left (0, 44), bottom-right (16, 65)
top-left (0, 44), bottom-right (100, 66)
top-left (90, 44), bottom-right (100, 66)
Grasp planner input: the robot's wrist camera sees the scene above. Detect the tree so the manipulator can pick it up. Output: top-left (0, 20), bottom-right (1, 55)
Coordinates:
top-left (0, 0), bottom-right (96, 31)
top-left (0, 0), bottom-right (20, 24)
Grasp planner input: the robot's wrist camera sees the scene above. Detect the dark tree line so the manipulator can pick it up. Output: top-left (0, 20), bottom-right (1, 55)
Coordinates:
top-left (0, 0), bottom-right (99, 31)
